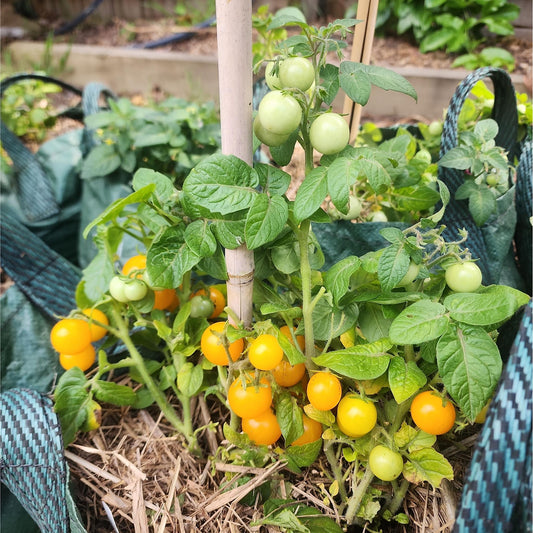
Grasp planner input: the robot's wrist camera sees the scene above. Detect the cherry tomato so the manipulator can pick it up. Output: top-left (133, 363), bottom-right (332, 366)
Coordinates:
top-left (370, 210), bottom-right (388, 222)
top-left (445, 261), bottom-right (482, 293)
top-left (368, 445), bottom-right (404, 481)
top-left (242, 409), bottom-right (281, 446)
top-left (228, 376), bottom-right (272, 418)
top-left (81, 308), bottom-right (109, 342)
top-left (306, 372), bottom-right (342, 411)
top-left (123, 279), bottom-right (148, 301)
top-left (253, 115), bottom-right (290, 147)
top-left (397, 261), bottom-right (420, 287)
top-left (51, 318), bottom-right (92, 354)
top-left (109, 276), bottom-right (129, 303)
top-left (190, 295), bottom-right (215, 318)
top-left (272, 360), bottom-right (306, 387)
top-left (153, 288), bottom-right (179, 311)
top-left (81, 400), bottom-right (102, 432)
top-left (201, 321), bottom-right (244, 366)
top-left (428, 120), bottom-right (443, 136)
top-left (265, 61), bottom-right (282, 90)
top-left (192, 287), bottom-right (226, 318)
top-left (279, 325), bottom-right (305, 351)
top-left (336, 394), bottom-right (377, 438)
top-left (309, 113), bottom-right (350, 155)
top-left (248, 333), bottom-right (284, 371)
top-left (279, 57), bottom-right (315, 91)
top-left (257, 90), bottom-right (302, 135)
top-left (291, 414), bottom-right (323, 446)
top-left (410, 391), bottom-right (456, 435)
top-left (59, 344), bottom-right (96, 372)
top-left (122, 254), bottom-right (147, 278)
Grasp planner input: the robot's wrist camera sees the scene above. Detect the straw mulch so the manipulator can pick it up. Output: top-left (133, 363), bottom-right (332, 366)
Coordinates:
top-left (67, 378), bottom-right (476, 533)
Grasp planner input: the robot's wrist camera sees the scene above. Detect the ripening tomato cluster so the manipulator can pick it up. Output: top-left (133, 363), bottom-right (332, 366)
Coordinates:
top-left (255, 56), bottom-right (350, 155)
top-left (50, 308), bottom-right (109, 372)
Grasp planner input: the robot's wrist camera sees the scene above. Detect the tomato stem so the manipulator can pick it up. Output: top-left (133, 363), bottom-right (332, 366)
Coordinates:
top-left (345, 465), bottom-right (374, 525)
top-left (386, 478), bottom-right (410, 516)
top-left (323, 440), bottom-right (348, 502)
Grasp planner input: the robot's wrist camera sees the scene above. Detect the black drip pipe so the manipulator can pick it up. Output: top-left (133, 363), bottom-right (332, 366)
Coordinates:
top-left (53, 0), bottom-right (105, 36)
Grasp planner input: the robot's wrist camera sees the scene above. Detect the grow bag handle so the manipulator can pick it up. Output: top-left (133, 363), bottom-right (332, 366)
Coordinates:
top-left (0, 73), bottom-right (115, 223)
top-left (438, 67), bottom-right (522, 286)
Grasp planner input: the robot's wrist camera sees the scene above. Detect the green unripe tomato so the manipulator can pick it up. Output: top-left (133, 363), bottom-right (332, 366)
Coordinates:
top-left (109, 276), bottom-right (129, 303)
top-left (310, 113), bottom-right (350, 155)
top-left (279, 57), bottom-right (315, 91)
top-left (445, 261), bottom-right (483, 292)
top-left (253, 115), bottom-right (290, 147)
top-left (124, 279), bottom-right (148, 301)
top-left (413, 149), bottom-right (432, 165)
top-left (190, 295), bottom-right (215, 318)
top-left (428, 120), bottom-right (443, 136)
top-left (368, 445), bottom-right (404, 481)
top-left (257, 90), bottom-right (302, 135)
top-left (265, 61), bottom-right (282, 90)
top-left (370, 210), bottom-right (388, 222)
top-left (331, 196), bottom-right (362, 220)
top-left (397, 261), bottom-right (420, 287)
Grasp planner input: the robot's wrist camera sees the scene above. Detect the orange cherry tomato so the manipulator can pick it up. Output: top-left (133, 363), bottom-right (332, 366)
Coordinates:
top-left (50, 318), bottom-right (92, 354)
top-left (200, 321), bottom-right (243, 366)
top-left (271, 360), bottom-right (306, 387)
top-left (410, 391), bottom-right (456, 435)
top-left (306, 371), bottom-right (342, 411)
top-left (248, 333), bottom-right (284, 371)
top-left (59, 344), bottom-right (96, 372)
top-left (122, 254), bottom-right (147, 278)
top-left (228, 376), bottom-right (272, 418)
top-left (291, 414), bottom-right (323, 446)
top-left (81, 308), bottom-right (109, 342)
top-left (242, 409), bottom-right (281, 445)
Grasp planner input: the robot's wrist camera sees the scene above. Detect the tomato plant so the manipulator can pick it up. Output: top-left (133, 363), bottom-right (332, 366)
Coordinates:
top-left (410, 391), bottom-right (456, 435)
top-left (306, 372), bottom-right (342, 411)
top-left (248, 333), bottom-right (284, 370)
top-left (228, 376), bottom-right (272, 419)
top-left (445, 261), bottom-right (483, 292)
top-left (242, 409), bottom-right (282, 445)
top-left (50, 318), bottom-right (92, 354)
top-left (201, 322), bottom-right (244, 366)
top-left (257, 90), bottom-right (302, 135)
top-left (59, 344), bottom-right (96, 372)
top-left (309, 113), bottom-right (350, 155)
top-left (336, 394), bottom-right (377, 438)
top-left (368, 445), bottom-right (404, 481)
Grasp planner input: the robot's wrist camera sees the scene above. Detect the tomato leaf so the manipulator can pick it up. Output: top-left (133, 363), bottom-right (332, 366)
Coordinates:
top-left (388, 357), bottom-right (427, 404)
top-left (255, 163), bottom-right (291, 196)
top-left (177, 362), bottom-right (203, 397)
top-left (326, 157), bottom-right (359, 213)
top-left (394, 422), bottom-right (436, 451)
top-left (394, 186), bottom-right (441, 211)
top-left (146, 226), bottom-right (201, 288)
top-left (437, 324), bottom-right (502, 421)
top-left (304, 404), bottom-right (336, 426)
top-left (132, 168), bottom-right (174, 202)
top-left (389, 300), bottom-right (449, 345)
top-left (276, 392), bottom-right (304, 445)
top-left (245, 194), bottom-right (289, 249)
top-left (323, 256), bottom-right (361, 305)
top-left (293, 166), bottom-right (328, 222)
top-left (184, 219), bottom-right (217, 257)
top-left (81, 143), bottom-right (121, 179)
top-left (444, 285), bottom-right (528, 326)
top-left (268, 6), bottom-right (307, 29)
top-left (320, 63), bottom-right (340, 106)
top-left (313, 339), bottom-right (391, 379)
top-left (93, 380), bottom-right (137, 406)
top-left (53, 367), bottom-right (91, 446)
top-left (359, 302), bottom-right (394, 342)
top-left (310, 294), bottom-right (359, 341)
top-left (358, 158), bottom-right (392, 193)
top-left (183, 154), bottom-right (258, 215)
top-left (403, 448), bottom-right (454, 488)
top-left (378, 241), bottom-right (411, 292)
top-left (285, 439), bottom-right (323, 470)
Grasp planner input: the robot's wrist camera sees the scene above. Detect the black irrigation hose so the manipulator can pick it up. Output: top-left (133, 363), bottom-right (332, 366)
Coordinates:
top-left (53, 0), bottom-right (105, 36)
top-left (130, 15), bottom-right (216, 49)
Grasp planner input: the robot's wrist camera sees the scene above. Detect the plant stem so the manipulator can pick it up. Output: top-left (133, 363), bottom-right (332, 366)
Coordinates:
top-left (345, 465), bottom-right (374, 525)
top-left (387, 478), bottom-right (410, 516)
top-left (110, 305), bottom-right (197, 450)
top-left (323, 440), bottom-right (348, 501)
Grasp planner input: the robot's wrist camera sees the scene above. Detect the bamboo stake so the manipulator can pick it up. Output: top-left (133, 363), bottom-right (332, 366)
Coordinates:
top-left (215, 0), bottom-right (254, 327)
top-left (343, 0), bottom-right (380, 144)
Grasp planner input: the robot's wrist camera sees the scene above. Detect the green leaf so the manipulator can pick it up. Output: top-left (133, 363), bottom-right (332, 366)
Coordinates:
top-left (276, 393), bottom-right (304, 445)
top-left (146, 226), bottom-right (200, 288)
top-left (93, 380), bottom-right (137, 406)
top-left (184, 219), bottom-right (217, 257)
top-left (394, 422), bottom-right (436, 451)
top-left (268, 6), bottom-right (307, 28)
top-left (359, 302), bottom-right (394, 342)
top-left (177, 362), bottom-right (204, 397)
top-left (389, 300), bottom-right (449, 345)
top-left (439, 146), bottom-right (473, 169)
top-left (245, 194), bottom-right (288, 249)
top-left (437, 324), bottom-right (502, 420)
top-left (468, 185), bottom-right (497, 226)
top-left (313, 339), bottom-right (391, 379)
top-left (293, 167), bottom-right (328, 222)
top-left (394, 186), bottom-right (441, 211)
top-left (320, 63), bottom-right (340, 106)
top-left (254, 163), bottom-right (291, 196)
top-left (323, 256), bottom-right (361, 305)
top-left (53, 367), bottom-right (90, 446)
top-left (212, 218), bottom-right (246, 249)
top-left (285, 439), bottom-right (323, 470)
top-left (183, 154), bottom-right (258, 215)
top-left (326, 157), bottom-right (358, 212)
top-left (83, 185), bottom-right (155, 238)
top-left (358, 158), bottom-right (392, 193)
top-left (388, 357), bottom-right (427, 404)
top-left (378, 241), bottom-right (410, 292)
top-left (81, 144), bottom-right (121, 179)
top-left (310, 295), bottom-right (359, 341)
top-left (403, 447), bottom-right (454, 488)
top-left (444, 285), bottom-right (527, 326)
top-left (132, 168), bottom-right (174, 202)
top-left (304, 404), bottom-right (335, 426)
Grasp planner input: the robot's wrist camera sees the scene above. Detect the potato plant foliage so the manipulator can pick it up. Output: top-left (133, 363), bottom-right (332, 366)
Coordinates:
top-left (52, 7), bottom-right (528, 531)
